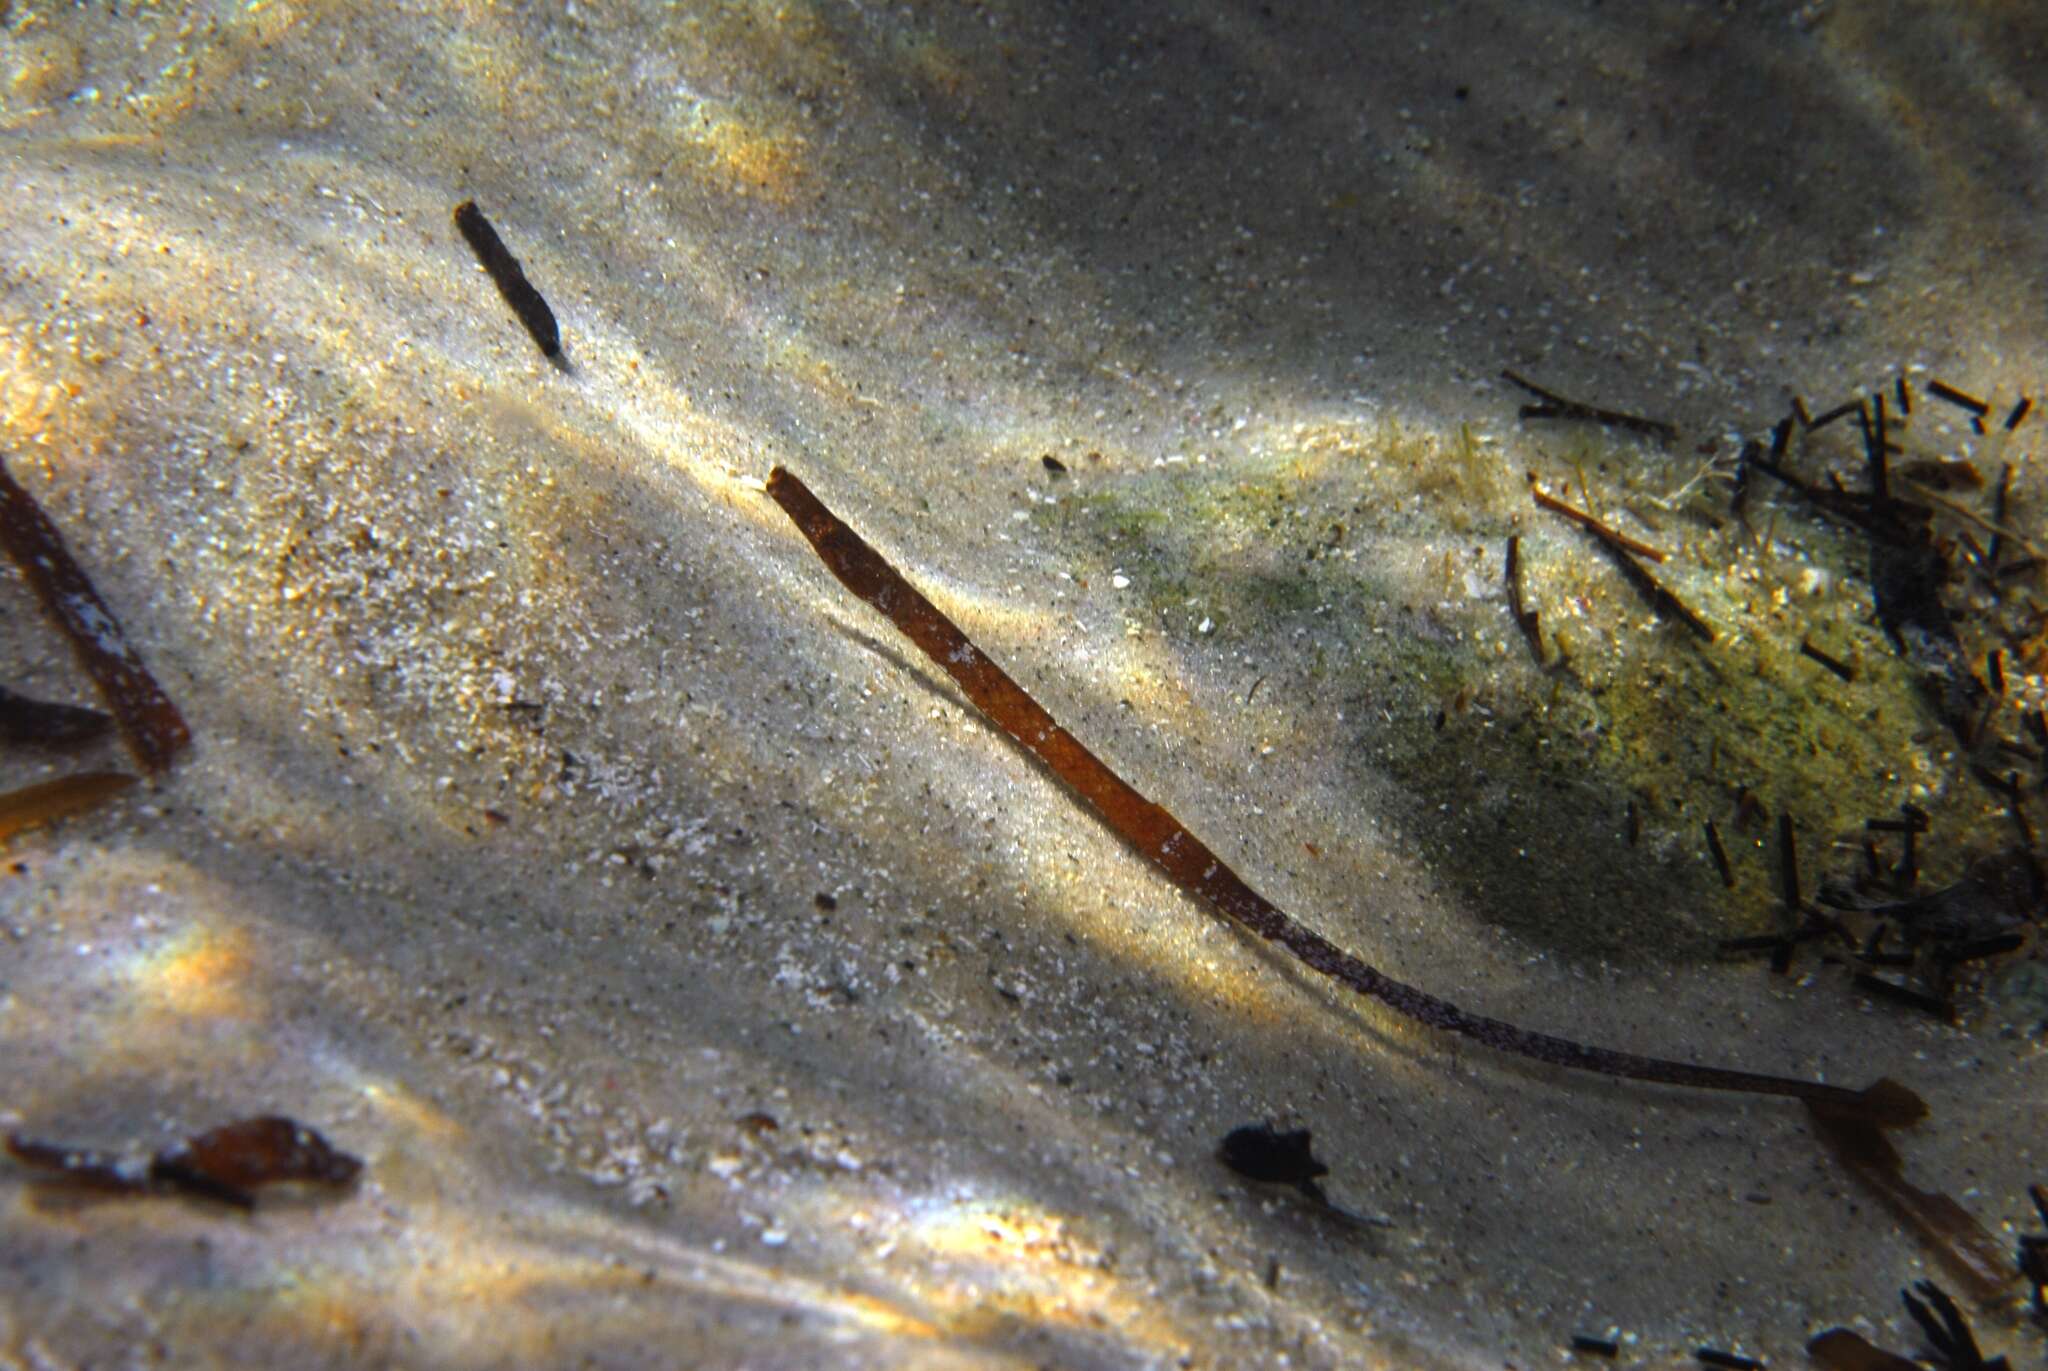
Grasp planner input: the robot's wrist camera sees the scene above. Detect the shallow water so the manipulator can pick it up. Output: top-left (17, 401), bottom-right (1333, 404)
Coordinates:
top-left (2, 2), bottom-right (2045, 1366)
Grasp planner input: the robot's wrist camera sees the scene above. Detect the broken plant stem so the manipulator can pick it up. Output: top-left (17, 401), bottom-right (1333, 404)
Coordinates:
top-left (766, 467), bottom-right (1923, 1126)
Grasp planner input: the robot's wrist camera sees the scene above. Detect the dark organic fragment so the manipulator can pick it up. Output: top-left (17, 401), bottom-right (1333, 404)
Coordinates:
top-left (1704, 818), bottom-right (1734, 888)
top-left (1501, 369), bottom-right (1678, 443)
top-left (1926, 379), bottom-right (1989, 418)
top-left (1800, 639), bottom-right (1855, 682)
top-left (1900, 1279), bottom-right (2009, 1371)
top-left (1852, 971), bottom-right (1954, 1023)
top-left (1807, 398), bottom-right (1862, 432)
top-left (5, 1115), bottom-right (361, 1209)
top-left (1569, 1335), bottom-right (1620, 1358)
top-left (1505, 533), bottom-right (1545, 665)
top-left (766, 466), bottom-right (1922, 1124)
top-left (0, 458), bottom-right (191, 774)
top-left (2019, 1183), bottom-right (2047, 1319)
top-left (149, 1116), bottom-right (362, 1207)
top-left (1695, 1349), bottom-right (1761, 1370)
top-left (1807, 1329), bottom-right (1919, 1371)
top-left (1529, 474), bottom-right (1713, 641)
top-left (454, 199), bottom-right (562, 360)
top-left (1528, 475), bottom-right (1666, 560)
top-left (0, 771), bottom-right (137, 843)
top-left (1864, 848), bottom-right (2040, 945)
top-left (1805, 1102), bottom-right (2015, 1300)
top-left (2004, 397), bottom-right (2032, 431)
top-left (1219, 1123), bottom-right (1329, 1199)
top-left (0, 684), bottom-right (112, 748)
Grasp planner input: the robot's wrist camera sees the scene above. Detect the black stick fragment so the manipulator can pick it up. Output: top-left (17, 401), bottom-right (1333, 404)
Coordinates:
top-left (1769, 418), bottom-right (1793, 464)
top-left (1896, 374), bottom-right (1913, 416)
top-left (1854, 972), bottom-right (1955, 1022)
top-left (1867, 391), bottom-right (1890, 504)
top-left (1989, 650), bottom-right (2006, 697)
top-left (1777, 813), bottom-right (1801, 910)
top-left (1733, 437), bottom-right (1762, 525)
top-left (1501, 370), bottom-right (1678, 444)
top-left (1926, 379), bottom-right (1989, 417)
top-left (2023, 1186), bottom-right (2048, 1316)
top-left (1696, 1349), bottom-right (1762, 1371)
top-left (1807, 399), bottom-right (1861, 432)
top-left (1705, 818), bottom-right (1735, 888)
top-left (0, 684), bottom-right (111, 747)
top-left (0, 457), bottom-right (190, 774)
top-left (2005, 397), bottom-right (2033, 431)
top-left (1973, 768), bottom-right (2036, 846)
top-left (766, 466), bottom-right (1923, 1122)
top-left (1570, 1335), bottom-right (1620, 1358)
top-left (1599, 541), bottom-right (1713, 641)
top-left (1505, 534), bottom-right (1545, 665)
top-left (1900, 1280), bottom-right (2004, 1371)
top-left (1935, 934), bottom-right (2024, 967)
top-left (1800, 640), bottom-right (1855, 682)
top-left (453, 200), bottom-right (561, 360)
top-left (1996, 557), bottom-right (2041, 581)
top-left (1989, 464), bottom-right (2014, 570)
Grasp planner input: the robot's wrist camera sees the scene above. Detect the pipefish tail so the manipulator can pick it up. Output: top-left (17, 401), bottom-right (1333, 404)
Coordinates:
top-left (764, 466), bottom-right (1924, 1129)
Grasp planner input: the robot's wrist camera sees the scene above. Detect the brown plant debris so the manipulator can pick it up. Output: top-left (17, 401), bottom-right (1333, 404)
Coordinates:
top-left (1694, 1349), bottom-right (1761, 1370)
top-left (1527, 474), bottom-right (1667, 561)
top-left (0, 684), bottom-right (112, 748)
top-left (1500, 369), bottom-right (1678, 443)
top-left (1806, 1329), bottom-right (1920, 1371)
top-left (0, 771), bottom-right (137, 843)
top-left (0, 457), bottom-right (191, 774)
top-left (1926, 380), bottom-right (1989, 418)
top-left (1528, 474), bottom-right (1714, 641)
top-left (5, 1115), bottom-right (362, 1210)
top-left (1899, 1280), bottom-right (2010, 1370)
top-left (766, 466), bottom-right (1922, 1124)
top-left (454, 200), bottom-right (562, 361)
top-left (1505, 533), bottom-right (1546, 665)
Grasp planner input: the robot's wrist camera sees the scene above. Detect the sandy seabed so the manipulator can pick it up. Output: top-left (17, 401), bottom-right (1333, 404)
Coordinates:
top-left (2, 2), bottom-right (2046, 1367)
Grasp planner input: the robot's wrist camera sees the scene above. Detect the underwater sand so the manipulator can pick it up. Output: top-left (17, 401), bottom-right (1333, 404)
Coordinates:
top-left (2, 1), bottom-right (2046, 1366)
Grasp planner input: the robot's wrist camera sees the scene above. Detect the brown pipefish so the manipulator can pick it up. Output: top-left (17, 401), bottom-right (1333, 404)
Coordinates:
top-left (765, 466), bottom-right (1922, 1128)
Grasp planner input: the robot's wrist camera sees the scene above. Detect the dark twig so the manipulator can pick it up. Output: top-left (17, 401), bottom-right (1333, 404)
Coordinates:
top-left (454, 200), bottom-right (562, 361)
top-left (1800, 640), bottom-right (1855, 682)
top-left (1705, 818), bottom-right (1734, 889)
top-left (1501, 370), bottom-right (1678, 444)
top-left (0, 458), bottom-right (190, 774)
top-left (1505, 534), bottom-right (1546, 665)
top-left (1926, 379), bottom-right (1989, 419)
top-left (1527, 476), bottom-right (1666, 561)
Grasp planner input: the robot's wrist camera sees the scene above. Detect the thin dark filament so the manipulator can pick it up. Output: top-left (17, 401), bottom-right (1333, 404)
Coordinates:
top-left (766, 468), bottom-right (1921, 1126)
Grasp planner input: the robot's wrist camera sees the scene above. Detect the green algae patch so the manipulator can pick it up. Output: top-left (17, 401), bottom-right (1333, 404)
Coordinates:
top-left (1020, 428), bottom-right (2020, 970)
